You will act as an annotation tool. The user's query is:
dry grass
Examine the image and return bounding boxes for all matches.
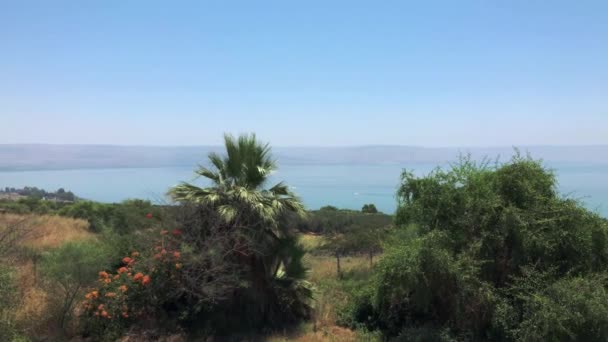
[0,213,94,337]
[299,233,327,250]
[271,234,380,341]
[0,213,93,250]
[267,324,358,342]
[15,281,51,335]
[305,254,372,284]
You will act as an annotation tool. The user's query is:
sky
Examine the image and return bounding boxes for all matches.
[1,1,607,147]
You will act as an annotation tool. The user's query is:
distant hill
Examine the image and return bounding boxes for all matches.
[1,144,607,171]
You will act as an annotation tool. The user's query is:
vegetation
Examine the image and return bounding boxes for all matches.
[361,204,378,214]
[1,137,608,341]
[169,133,312,333]
[341,154,608,341]
[1,187,76,202]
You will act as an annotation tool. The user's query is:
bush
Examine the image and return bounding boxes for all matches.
[81,223,210,339]
[40,240,116,332]
[372,231,496,338]
[498,274,608,341]
[362,204,379,214]
[58,200,163,234]
[352,154,608,340]
[0,200,31,214]
[337,279,377,330]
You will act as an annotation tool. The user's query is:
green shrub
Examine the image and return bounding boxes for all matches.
[504,274,608,341]
[373,231,496,338]
[81,227,193,339]
[337,279,377,330]
[40,240,115,332]
[0,201,30,214]
[355,154,608,340]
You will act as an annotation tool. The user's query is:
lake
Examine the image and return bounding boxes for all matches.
[1,162,607,217]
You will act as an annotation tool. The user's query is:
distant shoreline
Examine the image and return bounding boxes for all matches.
[2,144,608,172]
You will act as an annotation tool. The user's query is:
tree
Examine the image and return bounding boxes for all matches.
[170,133,311,331]
[361,203,378,214]
[353,226,386,267]
[346,154,608,340]
[321,233,350,278]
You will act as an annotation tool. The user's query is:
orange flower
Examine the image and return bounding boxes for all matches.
[113,275,120,280]
[160,249,167,255]
[153,253,162,260]
[121,312,129,318]
[175,263,182,269]
[103,278,112,284]
[160,229,168,235]
[98,304,104,311]
[173,251,181,259]
[119,285,128,293]
[122,257,133,265]
[118,267,128,274]
[91,291,99,298]
[105,292,116,298]
[85,293,93,300]
[142,275,151,286]
[98,271,109,279]
[133,272,144,281]
[101,310,109,318]
[131,251,140,257]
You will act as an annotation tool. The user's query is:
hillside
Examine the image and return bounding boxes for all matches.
[2,144,608,171]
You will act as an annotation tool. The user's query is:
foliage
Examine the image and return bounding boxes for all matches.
[361,204,379,214]
[57,199,161,234]
[170,134,312,333]
[81,230,184,339]
[1,186,76,202]
[40,240,116,331]
[0,194,162,235]
[295,207,391,235]
[494,271,608,341]
[343,153,608,340]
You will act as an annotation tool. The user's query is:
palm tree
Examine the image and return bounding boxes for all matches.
[170,133,311,329]
[171,133,304,225]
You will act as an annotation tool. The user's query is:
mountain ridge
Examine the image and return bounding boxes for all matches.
[1,144,607,171]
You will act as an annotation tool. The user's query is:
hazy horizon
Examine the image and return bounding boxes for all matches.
[3,142,608,148]
[2,144,608,173]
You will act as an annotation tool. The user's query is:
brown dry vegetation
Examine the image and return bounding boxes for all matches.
[0,213,93,250]
[267,325,358,342]
[0,213,94,337]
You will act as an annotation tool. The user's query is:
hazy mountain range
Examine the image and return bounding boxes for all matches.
[1,144,607,171]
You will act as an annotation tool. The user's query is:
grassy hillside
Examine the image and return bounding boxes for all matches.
[0,214,95,339]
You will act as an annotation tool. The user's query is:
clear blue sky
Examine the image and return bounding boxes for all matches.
[1,1,607,146]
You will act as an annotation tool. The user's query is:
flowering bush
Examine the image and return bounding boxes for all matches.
[82,227,184,337]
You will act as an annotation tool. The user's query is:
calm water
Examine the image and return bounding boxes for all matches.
[1,162,607,217]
